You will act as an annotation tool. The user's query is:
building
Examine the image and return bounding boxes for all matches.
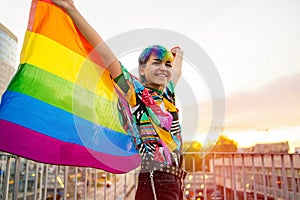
[211,142,300,199]
[238,141,290,154]
[252,141,290,153]
[0,23,18,98]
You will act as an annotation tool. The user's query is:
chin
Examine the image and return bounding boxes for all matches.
[156,82,167,87]
[156,79,168,86]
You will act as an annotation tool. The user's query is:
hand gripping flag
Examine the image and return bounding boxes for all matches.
[0,0,140,173]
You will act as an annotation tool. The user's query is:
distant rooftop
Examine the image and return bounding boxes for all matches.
[238,141,290,153]
[0,22,18,42]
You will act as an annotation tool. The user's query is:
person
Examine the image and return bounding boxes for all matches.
[52,1,186,199]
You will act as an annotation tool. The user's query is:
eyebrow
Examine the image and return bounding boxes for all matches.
[152,58,171,63]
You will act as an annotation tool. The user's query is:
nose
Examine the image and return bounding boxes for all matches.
[159,64,169,70]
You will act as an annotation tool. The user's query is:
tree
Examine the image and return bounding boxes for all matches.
[182,141,202,172]
[201,135,238,170]
[210,135,238,153]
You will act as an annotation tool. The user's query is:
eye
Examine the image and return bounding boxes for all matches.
[152,62,161,65]
[165,63,172,68]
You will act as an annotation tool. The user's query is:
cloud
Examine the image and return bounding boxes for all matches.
[181,72,300,138]
[224,72,300,129]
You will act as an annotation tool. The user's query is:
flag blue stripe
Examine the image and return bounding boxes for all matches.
[0,91,137,156]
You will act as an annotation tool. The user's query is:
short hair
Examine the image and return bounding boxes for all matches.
[138,45,173,65]
[138,45,173,83]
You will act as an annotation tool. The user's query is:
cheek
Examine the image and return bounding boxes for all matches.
[144,68,155,77]
[167,70,172,78]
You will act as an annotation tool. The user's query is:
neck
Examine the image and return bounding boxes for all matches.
[144,83,165,93]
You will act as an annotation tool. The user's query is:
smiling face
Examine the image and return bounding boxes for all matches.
[139,55,173,90]
[138,45,174,90]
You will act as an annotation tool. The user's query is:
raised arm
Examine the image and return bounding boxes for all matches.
[170,47,183,85]
[52,0,122,78]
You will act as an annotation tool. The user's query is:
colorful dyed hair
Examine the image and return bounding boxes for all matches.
[138,45,174,66]
[138,45,174,83]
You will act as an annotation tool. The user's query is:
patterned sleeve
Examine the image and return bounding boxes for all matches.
[113,64,142,107]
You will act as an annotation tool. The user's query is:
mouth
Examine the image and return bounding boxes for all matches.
[155,73,168,78]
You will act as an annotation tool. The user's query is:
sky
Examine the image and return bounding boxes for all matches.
[1,0,300,151]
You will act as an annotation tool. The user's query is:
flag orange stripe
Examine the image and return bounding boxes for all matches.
[30,0,106,68]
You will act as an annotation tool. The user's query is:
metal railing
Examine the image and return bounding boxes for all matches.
[1,152,300,200]
[0,153,138,200]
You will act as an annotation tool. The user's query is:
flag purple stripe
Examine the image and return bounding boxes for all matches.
[0,120,141,173]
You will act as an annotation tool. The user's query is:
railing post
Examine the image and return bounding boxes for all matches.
[280,154,288,199]
[94,168,97,200]
[103,171,107,200]
[83,168,87,200]
[63,166,68,200]
[192,153,196,200]
[33,163,39,200]
[123,173,127,200]
[231,154,237,200]
[74,167,78,200]
[289,154,297,200]
[261,154,267,200]
[23,160,29,200]
[212,153,217,200]
[38,164,43,200]
[241,154,247,200]
[222,154,226,200]
[53,166,58,200]
[271,154,278,199]
[43,164,49,200]
[0,155,4,189]
[12,156,20,200]
[251,154,257,200]
[202,153,207,200]
[3,156,12,200]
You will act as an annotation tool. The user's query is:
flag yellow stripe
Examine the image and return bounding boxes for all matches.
[21,31,116,101]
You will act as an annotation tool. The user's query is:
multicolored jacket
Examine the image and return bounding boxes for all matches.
[114,64,182,167]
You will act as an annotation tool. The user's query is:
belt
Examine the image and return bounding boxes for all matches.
[140,160,187,180]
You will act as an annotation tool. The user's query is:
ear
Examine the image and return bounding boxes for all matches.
[139,65,145,76]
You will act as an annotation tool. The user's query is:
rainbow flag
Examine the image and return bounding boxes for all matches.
[0,0,140,173]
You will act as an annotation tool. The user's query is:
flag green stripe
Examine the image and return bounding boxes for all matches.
[7,63,125,133]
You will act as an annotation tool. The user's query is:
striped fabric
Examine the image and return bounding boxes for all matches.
[0,0,140,173]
